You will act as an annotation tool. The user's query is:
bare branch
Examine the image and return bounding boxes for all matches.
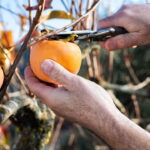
[0,0,46,100]
[28,0,33,26]
[102,82,149,97]
[108,90,128,115]
[49,117,64,150]
[15,68,30,94]
[129,77,150,90]
[124,51,140,84]
[29,0,101,46]
[131,95,141,118]
[61,0,70,11]
[0,5,19,16]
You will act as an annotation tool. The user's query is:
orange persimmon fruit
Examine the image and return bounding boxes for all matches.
[0,67,4,89]
[30,40,82,85]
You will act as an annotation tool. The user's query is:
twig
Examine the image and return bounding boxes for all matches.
[28,0,33,26]
[131,95,141,118]
[102,82,149,97]
[107,51,114,83]
[15,68,30,94]
[70,0,74,15]
[85,0,94,29]
[124,51,140,84]
[61,0,69,11]
[0,5,19,16]
[108,90,128,115]
[86,54,94,78]
[91,9,97,30]
[129,77,150,90]
[0,0,46,100]
[92,49,100,79]
[49,117,64,150]
[29,0,101,46]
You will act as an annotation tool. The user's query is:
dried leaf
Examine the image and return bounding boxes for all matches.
[44,0,53,9]
[0,43,11,74]
[40,10,74,23]
[23,5,38,11]
[0,31,14,48]
[19,15,27,32]
[0,47,6,67]
[23,0,53,11]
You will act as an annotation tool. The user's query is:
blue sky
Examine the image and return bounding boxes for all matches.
[0,0,149,42]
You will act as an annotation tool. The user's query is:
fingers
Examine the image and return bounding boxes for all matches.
[41,59,76,90]
[99,15,120,29]
[100,32,139,50]
[25,66,48,92]
[25,66,67,107]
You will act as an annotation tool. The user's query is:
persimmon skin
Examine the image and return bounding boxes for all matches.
[30,40,82,85]
[0,67,4,89]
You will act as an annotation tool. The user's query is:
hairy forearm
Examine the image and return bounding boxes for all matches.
[92,108,150,150]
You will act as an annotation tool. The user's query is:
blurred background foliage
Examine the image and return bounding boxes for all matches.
[0,0,150,150]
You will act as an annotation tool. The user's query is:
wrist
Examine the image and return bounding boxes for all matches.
[92,106,121,136]
[90,106,150,150]
[82,100,120,134]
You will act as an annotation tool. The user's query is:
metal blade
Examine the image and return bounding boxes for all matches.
[57,30,95,36]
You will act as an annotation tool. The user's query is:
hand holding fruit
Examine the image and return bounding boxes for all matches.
[28,39,115,129]
[25,59,116,130]
[26,36,150,150]
[25,59,150,150]
[99,4,150,50]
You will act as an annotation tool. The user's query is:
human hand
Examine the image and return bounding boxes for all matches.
[99,4,150,50]
[25,59,150,150]
[25,59,117,131]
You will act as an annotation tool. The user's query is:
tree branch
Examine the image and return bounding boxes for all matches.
[102,82,149,97]
[0,0,46,100]
[29,0,101,46]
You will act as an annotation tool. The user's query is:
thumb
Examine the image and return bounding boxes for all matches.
[41,59,75,89]
[103,33,139,50]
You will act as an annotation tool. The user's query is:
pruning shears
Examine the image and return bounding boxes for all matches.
[49,26,128,41]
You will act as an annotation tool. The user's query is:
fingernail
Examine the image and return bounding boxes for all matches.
[41,59,53,75]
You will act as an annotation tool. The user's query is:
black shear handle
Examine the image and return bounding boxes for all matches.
[91,26,128,41]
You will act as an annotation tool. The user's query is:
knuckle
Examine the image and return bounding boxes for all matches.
[76,77,88,88]
[69,75,86,90]
[120,5,135,18]
[121,4,130,10]
[50,61,57,73]
[120,5,131,16]
[53,68,64,81]
[68,74,80,88]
